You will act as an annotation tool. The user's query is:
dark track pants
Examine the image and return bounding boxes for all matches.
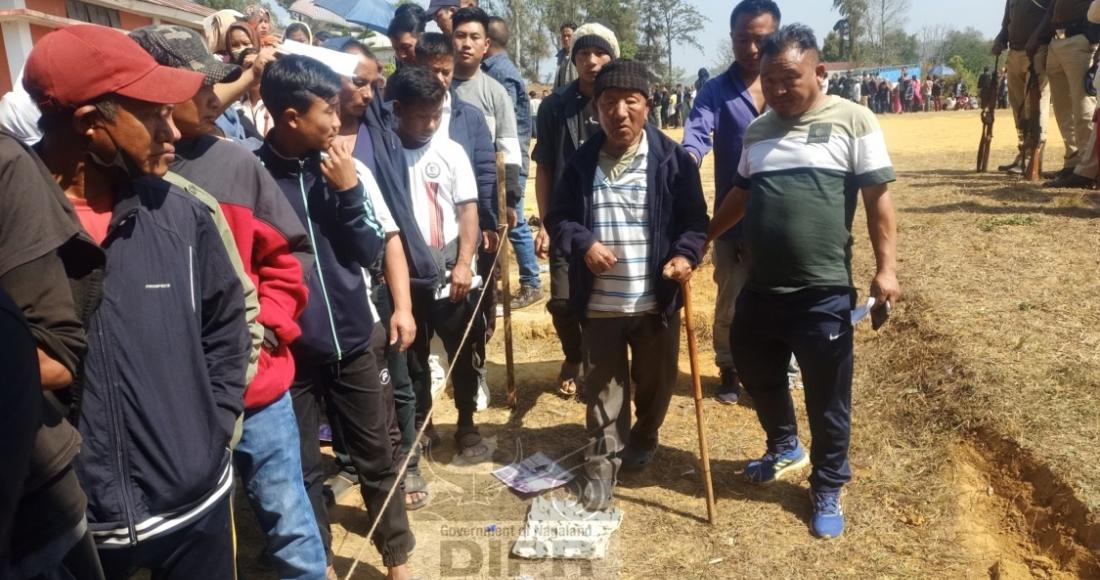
[548,244,584,366]
[407,288,482,425]
[292,324,413,568]
[730,288,855,492]
[96,496,233,580]
[332,286,419,475]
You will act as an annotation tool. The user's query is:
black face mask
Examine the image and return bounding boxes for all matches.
[233,47,258,67]
[87,125,141,179]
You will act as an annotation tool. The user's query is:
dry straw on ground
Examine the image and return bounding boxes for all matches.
[233,111,1100,579]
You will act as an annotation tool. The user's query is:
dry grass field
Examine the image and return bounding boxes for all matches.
[236,109,1100,579]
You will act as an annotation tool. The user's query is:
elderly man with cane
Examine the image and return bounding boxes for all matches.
[708,24,900,539]
[546,59,709,511]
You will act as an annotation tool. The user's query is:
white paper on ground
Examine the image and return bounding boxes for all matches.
[512,495,623,560]
[277,40,361,77]
[851,297,877,325]
[492,452,575,495]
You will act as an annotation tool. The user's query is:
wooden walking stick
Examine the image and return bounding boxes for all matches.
[496,153,517,409]
[681,279,717,524]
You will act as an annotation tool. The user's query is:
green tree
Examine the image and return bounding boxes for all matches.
[636,8,666,78]
[948,54,977,93]
[648,0,706,82]
[832,0,868,62]
[883,29,919,64]
[586,0,640,58]
[865,0,911,64]
[484,0,554,83]
[823,30,845,62]
[531,0,639,80]
[941,27,995,78]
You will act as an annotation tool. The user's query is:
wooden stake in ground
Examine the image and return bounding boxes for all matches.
[496,153,517,408]
[681,279,717,524]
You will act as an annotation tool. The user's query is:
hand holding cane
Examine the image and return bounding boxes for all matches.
[664,262,717,524]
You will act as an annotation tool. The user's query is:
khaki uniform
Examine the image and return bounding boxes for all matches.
[1046,0,1097,168]
[999,0,1053,147]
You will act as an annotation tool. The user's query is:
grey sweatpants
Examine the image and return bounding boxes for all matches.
[582,312,681,484]
[712,238,749,370]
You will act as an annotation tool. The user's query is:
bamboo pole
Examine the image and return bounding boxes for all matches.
[496,153,516,408]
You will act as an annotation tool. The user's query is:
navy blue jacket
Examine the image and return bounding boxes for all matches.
[257,138,387,365]
[546,126,710,320]
[362,97,440,290]
[448,91,499,231]
[482,53,532,163]
[74,176,249,546]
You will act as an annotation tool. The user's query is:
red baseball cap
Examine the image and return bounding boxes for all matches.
[23,24,204,111]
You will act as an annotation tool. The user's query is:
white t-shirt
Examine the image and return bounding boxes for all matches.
[439,92,452,138]
[403,135,477,253]
[354,158,398,322]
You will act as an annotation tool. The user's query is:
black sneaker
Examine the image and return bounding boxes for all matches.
[1043,173,1094,189]
[619,445,656,472]
[997,155,1023,173]
[1042,167,1075,180]
[511,284,544,310]
[716,367,742,405]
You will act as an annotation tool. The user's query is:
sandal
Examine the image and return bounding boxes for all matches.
[404,472,431,511]
[455,426,490,458]
[420,420,442,453]
[556,361,581,397]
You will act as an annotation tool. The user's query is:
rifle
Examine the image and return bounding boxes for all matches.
[1020,64,1044,181]
[976,54,1001,173]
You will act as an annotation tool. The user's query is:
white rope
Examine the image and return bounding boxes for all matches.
[342,226,509,579]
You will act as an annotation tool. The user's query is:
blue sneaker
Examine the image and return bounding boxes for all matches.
[742,440,810,484]
[810,489,845,539]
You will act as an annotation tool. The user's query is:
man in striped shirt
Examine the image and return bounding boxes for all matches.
[708,25,900,539]
[547,60,709,511]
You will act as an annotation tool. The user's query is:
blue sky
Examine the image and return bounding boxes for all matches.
[675,0,1002,71]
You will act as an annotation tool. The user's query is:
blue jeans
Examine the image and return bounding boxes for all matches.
[730,288,854,492]
[234,391,327,580]
[509,192,540,288]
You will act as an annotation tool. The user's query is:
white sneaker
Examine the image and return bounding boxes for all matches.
[429,354,446,399]
[476,374,490,411]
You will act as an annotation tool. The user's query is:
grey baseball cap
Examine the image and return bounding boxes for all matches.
[129,25,242,86]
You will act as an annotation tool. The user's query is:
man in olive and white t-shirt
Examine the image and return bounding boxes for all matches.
[389,65,490,459]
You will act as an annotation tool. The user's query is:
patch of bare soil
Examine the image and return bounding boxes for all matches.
[234,112,1100,579]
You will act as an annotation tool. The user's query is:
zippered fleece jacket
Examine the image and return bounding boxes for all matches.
[256,138,387,366]
[75,176,250,547]
[169,135,312,410]
[546,125,710,321]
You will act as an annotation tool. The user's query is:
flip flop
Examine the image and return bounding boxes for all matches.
[557,361,581,397]
[404,472,431,511]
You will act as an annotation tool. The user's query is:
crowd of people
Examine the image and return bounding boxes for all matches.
[822,67,1011,115]
[0,1,904,579]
